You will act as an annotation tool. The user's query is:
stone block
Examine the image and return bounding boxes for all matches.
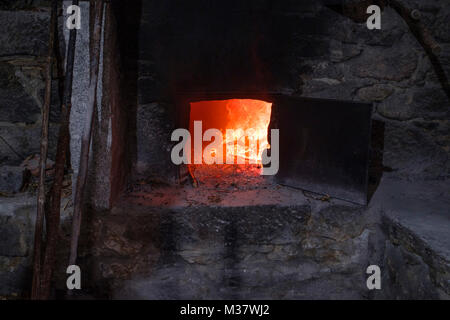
[383,121,449,179]
[0,256,31,297]
[0,10,50,57]
[0,63,41,124]
[0,216,27,256]
[377,86,449,121]
[0,166,23,193]
[0,124,59,166]
[352,46,417,82]
[357,84,394,102]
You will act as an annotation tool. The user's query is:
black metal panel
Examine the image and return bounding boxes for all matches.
[270,95,372,205]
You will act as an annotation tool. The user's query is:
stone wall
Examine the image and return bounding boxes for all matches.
[0,0,448,299]
[297,2,450,181]
[0,5,62,194]
[70,199,378,299]
[98,0,449,299]
[0,3,62,297]
[128,0,449,182]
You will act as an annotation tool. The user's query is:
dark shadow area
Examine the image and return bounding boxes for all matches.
[158,213,178,264]
[222,213,241,299]
[111,0,142,187]
[367,119,386,202]
[157,212,180,299]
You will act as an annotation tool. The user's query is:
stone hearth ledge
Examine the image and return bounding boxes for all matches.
[0,175,448,299]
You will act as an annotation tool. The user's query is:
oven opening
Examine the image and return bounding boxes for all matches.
[188,99,272,178]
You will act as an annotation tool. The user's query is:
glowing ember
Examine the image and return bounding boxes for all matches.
[189,99,272,165]
[224,99,271,164]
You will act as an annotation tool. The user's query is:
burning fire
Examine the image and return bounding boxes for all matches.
[223,99,272,164]
[190,99,272,164]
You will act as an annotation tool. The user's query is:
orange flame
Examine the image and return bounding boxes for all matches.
[190,99,272,165]
[223,99,271,164]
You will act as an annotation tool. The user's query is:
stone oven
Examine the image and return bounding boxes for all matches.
[0,0,448,300]
[74,0,377,208]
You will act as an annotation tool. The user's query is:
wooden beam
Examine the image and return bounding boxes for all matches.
[69,0,105,268]
[38,0,80,300]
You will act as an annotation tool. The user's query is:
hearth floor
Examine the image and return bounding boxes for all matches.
[122,164,314,208]
[104,175,449,299]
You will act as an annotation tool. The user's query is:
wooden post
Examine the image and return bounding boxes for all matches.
[69,0,104,267]
[39,0,80,299]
